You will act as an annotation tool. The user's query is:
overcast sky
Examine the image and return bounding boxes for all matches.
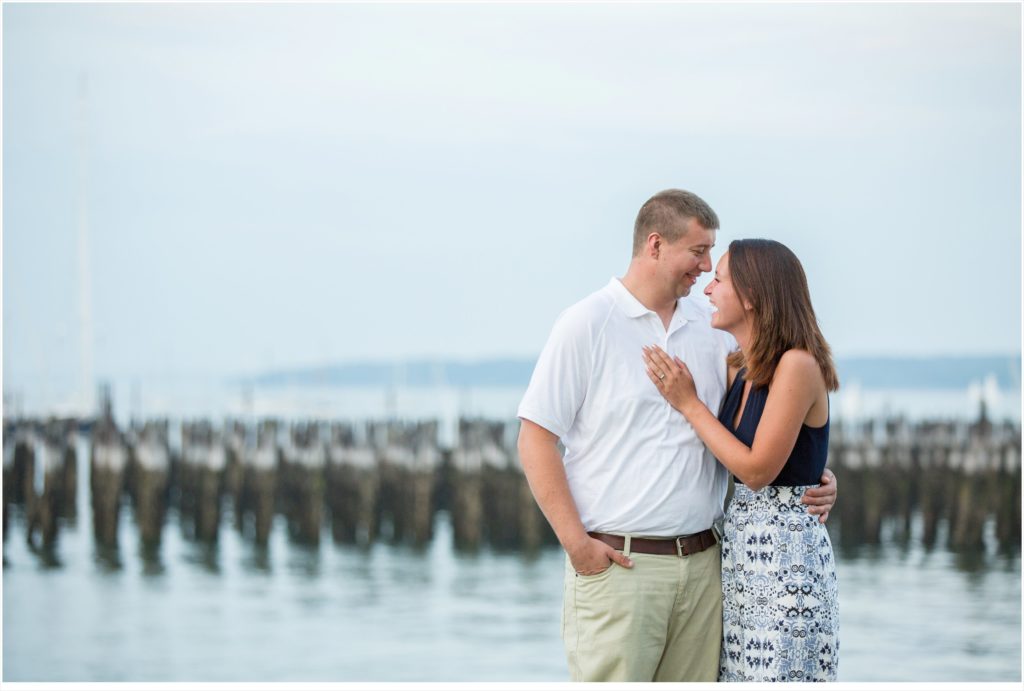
[3,2,1021,405]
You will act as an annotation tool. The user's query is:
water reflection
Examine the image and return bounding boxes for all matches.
[242,544,273,573]
[28,543,63,570]
[93,543,122,572]
[285,543,322,579]
[183,542,220,574]
[2,506,1020,682]
[138,542,165,576]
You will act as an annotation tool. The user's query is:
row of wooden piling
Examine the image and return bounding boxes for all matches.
[2,416,558,555]
[828,416,1021,553]
[3,414,1021,557]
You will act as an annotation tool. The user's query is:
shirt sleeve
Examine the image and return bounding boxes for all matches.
[516,307,592,440]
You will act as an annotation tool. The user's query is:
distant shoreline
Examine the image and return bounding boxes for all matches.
[244,355,1022,391]
[4,355,1020,423]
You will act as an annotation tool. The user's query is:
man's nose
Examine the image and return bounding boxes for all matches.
[699,253,712,273]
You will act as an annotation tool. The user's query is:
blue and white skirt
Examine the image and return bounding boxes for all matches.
[719,484,839,682]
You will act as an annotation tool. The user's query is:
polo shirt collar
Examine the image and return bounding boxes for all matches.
[607,277,703,326]
[607,277,650,318]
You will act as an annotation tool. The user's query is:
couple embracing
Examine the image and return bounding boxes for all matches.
[517,189,840,683]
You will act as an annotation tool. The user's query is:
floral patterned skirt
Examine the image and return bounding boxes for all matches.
[719,484,839,682]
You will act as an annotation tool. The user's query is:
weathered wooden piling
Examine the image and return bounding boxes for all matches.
[473,419,556,551]
[949,443,988,550]
[406,422,440,545]
[375,423,406,543]
[479,421,521,549]
[10,426,35,507]
[25,428,68,550]
[179,421,226,543]
[994,437,1021,552]
[48,420,79,522]
[326,422,379,544]
[176,421,200,532]
[450,421,484,550]
[917,429,951,548]
[224,420,247,530]
[244,421,280,546]
[91,422,127,549]
[63,439,78,521]
[880,420,914,542]
[3,424,13,542]
[229,422,254,535]
[280,422,325,545]
[131,423,170,547]
[198,437,226,543]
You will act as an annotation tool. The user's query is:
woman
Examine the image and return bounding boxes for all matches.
[642,239,839,682]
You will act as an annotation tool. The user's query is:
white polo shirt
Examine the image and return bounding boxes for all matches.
[518,278,734,537]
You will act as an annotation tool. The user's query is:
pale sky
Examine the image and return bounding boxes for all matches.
[3,2,1021,404]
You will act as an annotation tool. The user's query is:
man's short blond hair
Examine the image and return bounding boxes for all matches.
[632,189,719,256]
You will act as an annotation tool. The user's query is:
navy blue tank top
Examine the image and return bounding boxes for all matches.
[717,367,830,486]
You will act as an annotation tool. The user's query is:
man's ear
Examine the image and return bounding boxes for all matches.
[647,232,662,259]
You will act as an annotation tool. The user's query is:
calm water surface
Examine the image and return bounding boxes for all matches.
[3,438,1021,682]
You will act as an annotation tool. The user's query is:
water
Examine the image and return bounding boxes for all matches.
[835,521,1021,682]
[3,507,566,682]
[2,436,1020,682]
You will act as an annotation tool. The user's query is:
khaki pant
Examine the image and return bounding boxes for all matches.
[562,543,722,682]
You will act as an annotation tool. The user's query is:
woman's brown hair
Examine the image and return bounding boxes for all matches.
[725,239,839,392]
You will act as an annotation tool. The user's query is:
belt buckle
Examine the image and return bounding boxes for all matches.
[675,536,687,557]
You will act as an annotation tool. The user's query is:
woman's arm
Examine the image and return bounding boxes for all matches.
[643,346,822,491]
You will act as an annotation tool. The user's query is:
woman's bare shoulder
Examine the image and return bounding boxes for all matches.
[775,349,824,387]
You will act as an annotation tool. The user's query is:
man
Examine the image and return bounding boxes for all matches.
[516,189,837,682]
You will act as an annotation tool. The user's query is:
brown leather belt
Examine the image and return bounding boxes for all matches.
[589,529,718,557]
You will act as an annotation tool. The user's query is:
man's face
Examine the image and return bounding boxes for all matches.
[657,219,716,298]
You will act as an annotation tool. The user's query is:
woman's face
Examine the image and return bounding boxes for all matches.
[704,252,750,333]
